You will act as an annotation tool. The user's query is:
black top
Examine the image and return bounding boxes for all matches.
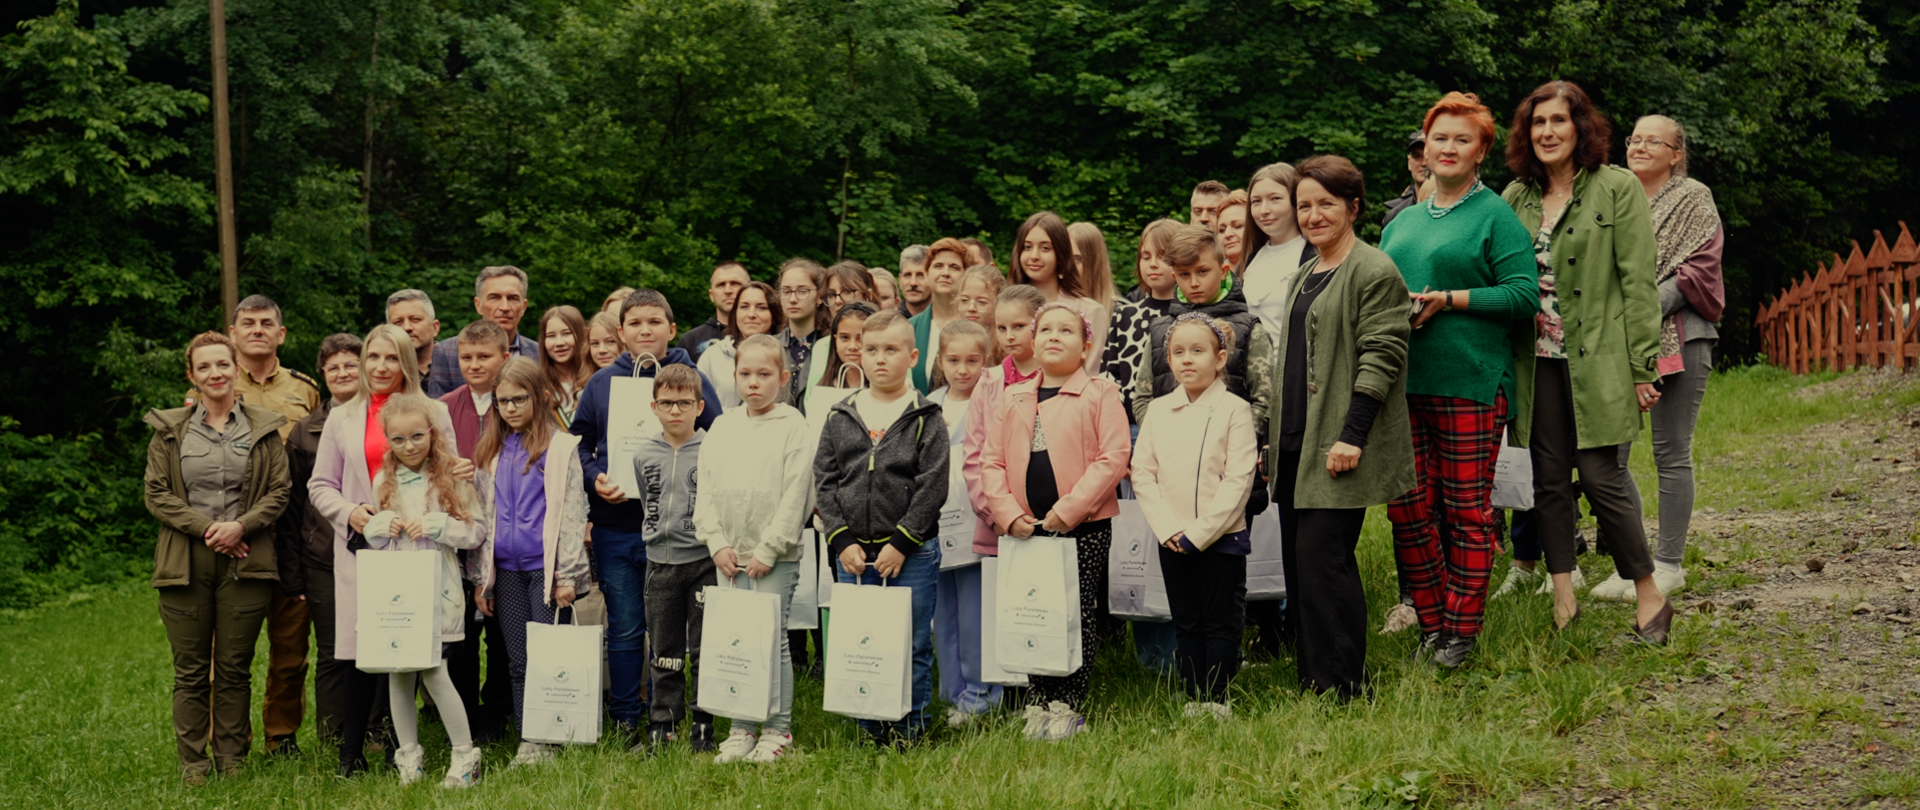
[677,318,725,363]
[1138,296,1176,317]
[1025,387,1061,521]
[1278,269,1383,452]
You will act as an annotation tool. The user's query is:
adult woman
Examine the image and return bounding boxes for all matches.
[1377,92,1539,667]
[308,324,460,775]
[144,332,292,784]
[1239,165,1316,333]
[1257,156,1413,698]
[538,305,594,423]
[285,333,363,741]
[1213,190,1249,273]
[1012,212,1108,372]
[1069,222,1118,311]
[699,280,788,408]
[1589,114,1725,600]
[909,238,970,392]
[1501,80,1671,642]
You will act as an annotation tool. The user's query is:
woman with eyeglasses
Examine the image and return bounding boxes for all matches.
[1587,115,1724,602]
[908,237,970,392]
[307,323,460,776]
[285,333,367,742]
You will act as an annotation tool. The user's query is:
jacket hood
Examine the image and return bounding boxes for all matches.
[1177,273,1244,307]
[644,429,704,453]
[826,390,940,426]
[145,403,287,443]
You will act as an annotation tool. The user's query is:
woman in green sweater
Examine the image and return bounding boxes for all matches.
[1378,92,1539,668]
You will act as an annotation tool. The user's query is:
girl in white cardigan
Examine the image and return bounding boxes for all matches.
[365,393,486,788]
[1129,313,1256,718]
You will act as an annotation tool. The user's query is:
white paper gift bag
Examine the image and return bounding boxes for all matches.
[1108,501,1171,622]
[605,359,662,496]
[821,581,913,721]
[995,534,1082,677]
[354,549,441,673]
[696,584,784,723]
[521,609,604,744]
[938,446,982,570]
[787,528,821,631]
[978,557,1028,686]
[1490,427,1535,511]
[808,528,836,609]
[1246,506,1287,601]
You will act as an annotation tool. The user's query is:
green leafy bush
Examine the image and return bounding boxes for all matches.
[0,418,152,610]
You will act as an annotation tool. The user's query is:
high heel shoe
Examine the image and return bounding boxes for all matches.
[1633,601,1674,646]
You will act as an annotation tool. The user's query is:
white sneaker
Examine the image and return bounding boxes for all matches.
[1041,701,1085,740]
[1490,565,1543,599]
[712,729,757,764]
[1380,603,1419,634]
[1653,562,1687,596]
[1020,704,1050,740]
[1534,568,1585,594]
[1589,571,1634,601]
[945,707,977,728]
[440,745,481,789]
[1201,702,1231,721]
[509,741,555,768]
[743,731,792,763]
[393,744,426,785]
[1181,701,1201,718]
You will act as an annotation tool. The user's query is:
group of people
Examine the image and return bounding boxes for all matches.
[142,79,1727,785]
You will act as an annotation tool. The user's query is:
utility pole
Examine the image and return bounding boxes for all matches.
[211,0,239,325]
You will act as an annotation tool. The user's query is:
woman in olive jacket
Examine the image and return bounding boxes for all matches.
[1250,155,1414,699]
[1501,80,1671,643]
[144,332,291,783]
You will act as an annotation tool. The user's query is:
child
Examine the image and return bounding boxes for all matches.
[1131,225,1269,428]
[806,301,876,402]
[570,288,724,744]
[953,265,1006,343]
[814,310,948,746]
[634,364,712,754]
[364,393,486,787]
[927,320,997,725]
[981,303,1130,740]
[695,335,817,762]
[1103,219,1181,410]
[961,285,1048,560]
[470,358,590,767]
[587,310,623,371]
[1128,314,1257,718]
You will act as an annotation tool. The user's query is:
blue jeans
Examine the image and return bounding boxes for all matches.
[719,562,800,734]
[592,527,649,727]
[837,543,940,738]
[934,565,1001,714]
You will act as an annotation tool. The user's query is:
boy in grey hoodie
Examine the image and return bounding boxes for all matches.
[636,365,712,754]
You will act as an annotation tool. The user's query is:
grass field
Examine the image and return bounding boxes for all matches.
[2,365,1916,809]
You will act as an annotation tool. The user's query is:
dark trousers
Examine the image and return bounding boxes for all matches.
[492,568,565,730]
[336,662,391,766]
[1529,358,1655,581]
[447,580,510,734]
[1161,548,1246,703]
[645,557,717,726]
[1025,526,1111,711]
[1275,448,1369,699]
[157,541,271,776]
[261,582,311,742]
[306,566,354,740]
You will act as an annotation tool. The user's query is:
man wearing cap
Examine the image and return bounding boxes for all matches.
[1381,130,1434,229]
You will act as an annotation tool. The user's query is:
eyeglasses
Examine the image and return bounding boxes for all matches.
[1625,136,1673,150]
[387,429,432,448]
[322,361,360,376]
[654,399,698,413]
[824,291,846,305]
[779,287,817,300]
[496,394,532,410]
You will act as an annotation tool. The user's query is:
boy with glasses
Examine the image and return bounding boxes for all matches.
[632,365,712,754]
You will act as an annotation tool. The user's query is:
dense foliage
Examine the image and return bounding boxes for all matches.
[2,0,1914,604]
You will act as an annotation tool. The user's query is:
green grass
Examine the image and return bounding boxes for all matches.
[1,366,1914,808]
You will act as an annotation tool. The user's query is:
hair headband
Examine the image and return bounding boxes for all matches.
[1170,311,1230,350]
[1033,302,1093,343]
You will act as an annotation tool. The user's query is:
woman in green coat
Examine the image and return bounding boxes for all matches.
[1501,80,1672,643]
[1255,155,1414,698]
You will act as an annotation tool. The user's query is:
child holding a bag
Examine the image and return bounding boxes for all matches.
[470,358,590,768]
[1129,314,1257,719]
[363,393,486,787]
[982,303,1131,741]
[696,336,817,762]
[960,285,1048,572]
[815,311,949,747]
[633,364,713,755]
[927,320,998,725]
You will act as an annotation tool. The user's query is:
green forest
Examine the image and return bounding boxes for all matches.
[1,0,1914,606]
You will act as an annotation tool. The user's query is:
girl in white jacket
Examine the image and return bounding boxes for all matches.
[1129,314,1256,718]
[364,393,487,787]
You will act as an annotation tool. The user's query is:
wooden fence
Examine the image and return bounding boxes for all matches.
[1756,221,1920,373]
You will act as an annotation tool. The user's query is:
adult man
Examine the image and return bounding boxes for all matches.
[677,261,749,362]
[436,318,513,739]
[188,294,321,757]
[1381,130,1433,229]
[385,289,441,381]
[1189,180,1230,230]
[428,265,539,397]
[897,244,931,316]
[960,238,996,273]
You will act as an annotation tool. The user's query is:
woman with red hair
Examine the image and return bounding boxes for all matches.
[1378,92,1540,668]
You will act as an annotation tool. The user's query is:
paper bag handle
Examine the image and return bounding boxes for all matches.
[835,364,865,389]
[631,352,662,375]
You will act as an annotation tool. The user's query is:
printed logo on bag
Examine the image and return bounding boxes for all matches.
[1129,542,1140,555]
[728,685,739,695]
[857,634,872,650]
[1025,638,1036,649]
[1025,587,1038,602]
[554,713,567,725]
[730,635,743,648]
[389,640,400,649]
[390,594,405,605]
[1128,587,1139,599]
[857,684,870,696]
[555,669,569,682]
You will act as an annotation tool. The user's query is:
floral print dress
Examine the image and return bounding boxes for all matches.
[1534,208,1569,359]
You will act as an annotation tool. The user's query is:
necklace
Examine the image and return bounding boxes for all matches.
[1427,179,1485,219]
[1302,264,1338,295]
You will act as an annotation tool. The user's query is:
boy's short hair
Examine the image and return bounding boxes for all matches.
[619,288,675,325]
[457,318,510,351]
[1164,224,1226,269]
[653,364,701,398]
[860,308,911,339]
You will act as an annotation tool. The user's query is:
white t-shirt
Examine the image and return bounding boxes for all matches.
[1243,236,1310,337]
[470,388,494,416]
[855,388,915,441]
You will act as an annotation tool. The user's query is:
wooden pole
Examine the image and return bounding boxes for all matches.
[211,0,239,326]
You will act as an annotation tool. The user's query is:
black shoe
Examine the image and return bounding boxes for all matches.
[267,735,300,758]
[689,721,716,753]
[1433,634,1476,669]
[639,722,675,756]
[335,755,368,779]
[1412,631,1442,663]
[610,721,642,751]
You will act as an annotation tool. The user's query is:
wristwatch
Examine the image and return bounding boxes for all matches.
[1441,291,1456,311]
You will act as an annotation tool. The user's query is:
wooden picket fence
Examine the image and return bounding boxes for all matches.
[1756,222,1920,373]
